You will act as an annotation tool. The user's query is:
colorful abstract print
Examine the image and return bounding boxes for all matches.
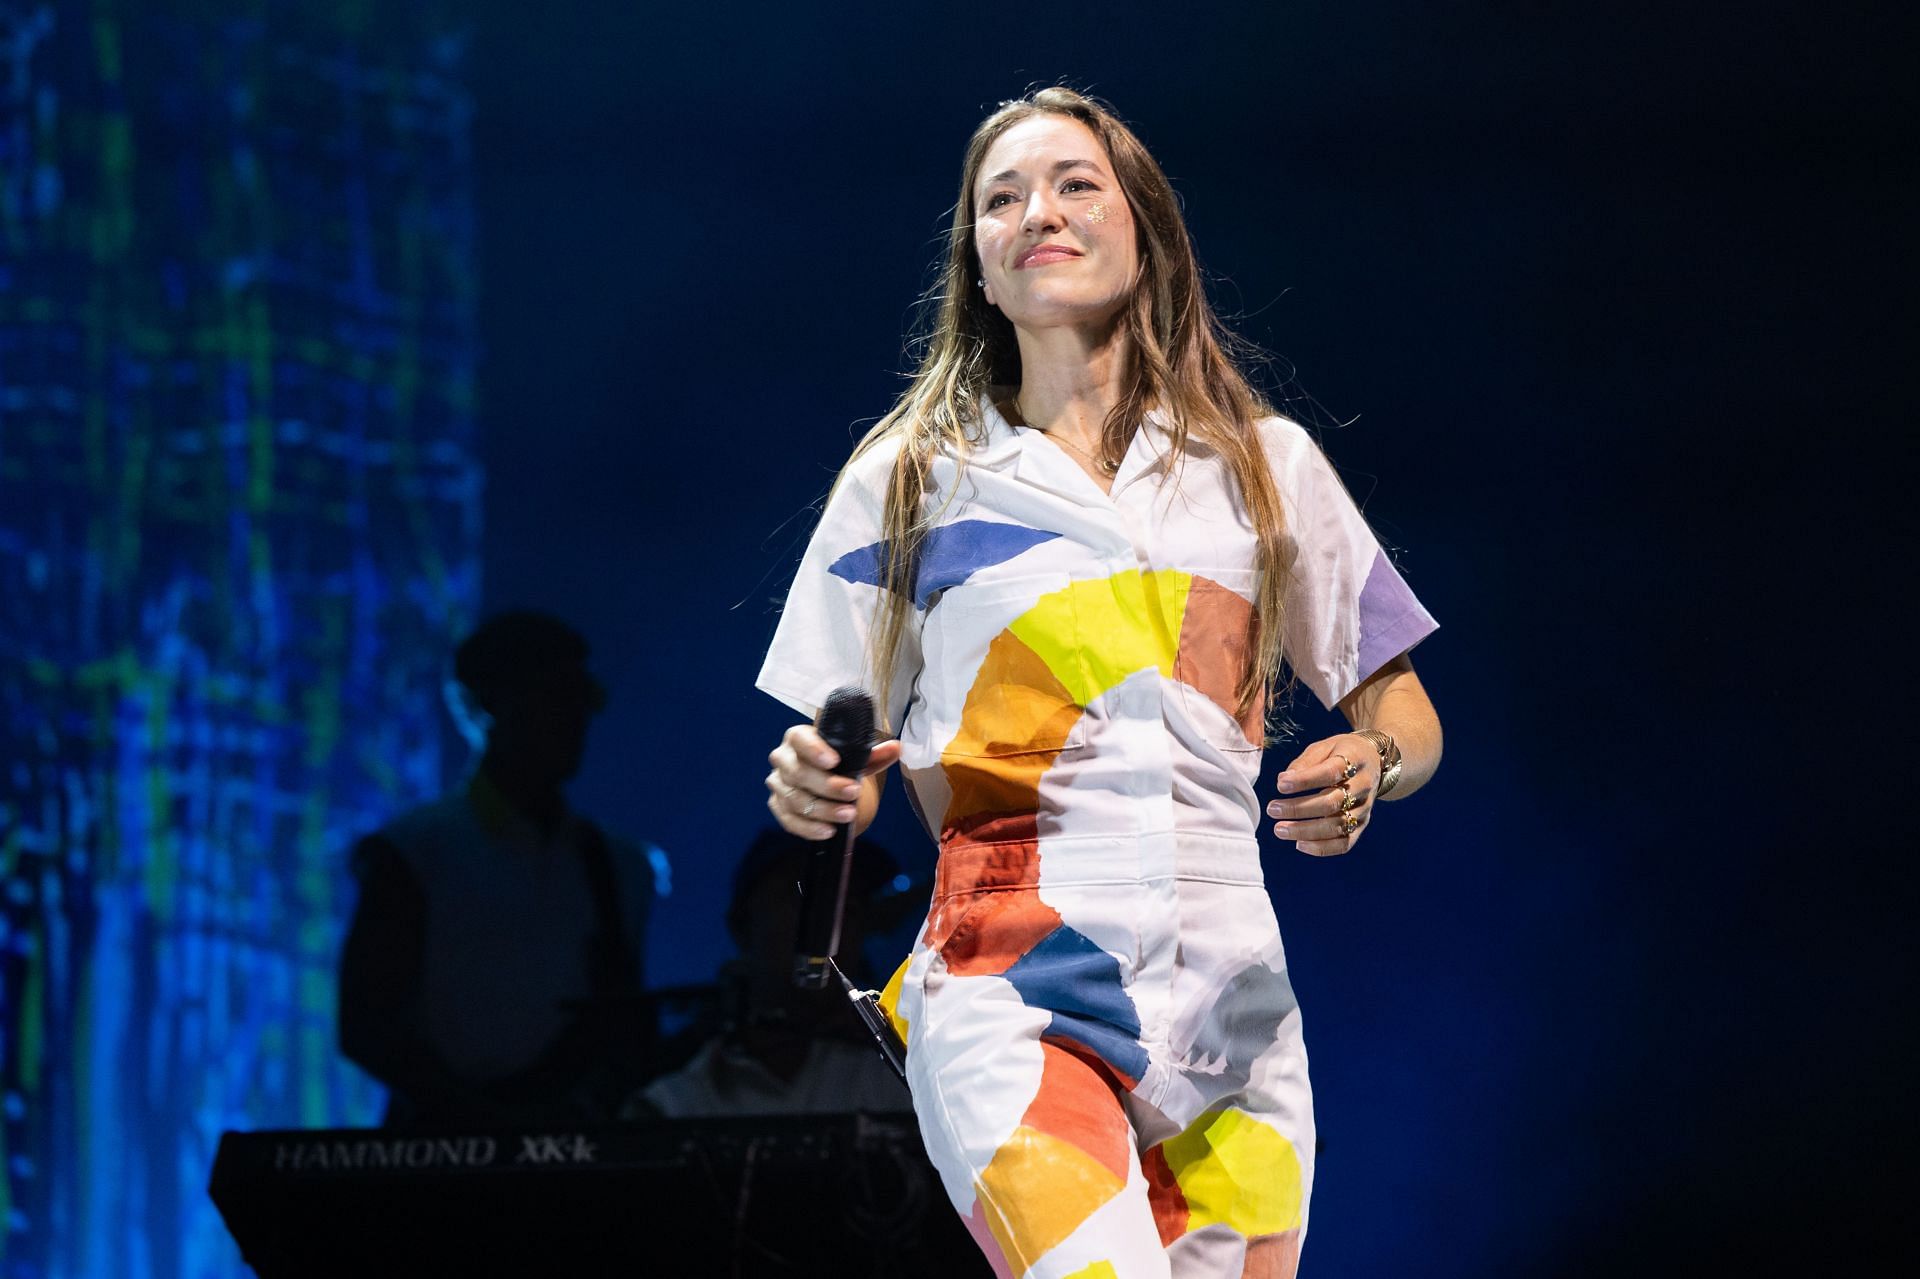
[846,528,1312,1278]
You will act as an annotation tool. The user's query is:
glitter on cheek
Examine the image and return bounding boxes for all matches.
[1086,202,1110,224]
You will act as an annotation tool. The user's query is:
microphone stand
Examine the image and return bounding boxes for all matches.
[790,687,907,1087]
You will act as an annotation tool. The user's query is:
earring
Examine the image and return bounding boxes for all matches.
[976,278,985,286]
[1087,202,1110,224]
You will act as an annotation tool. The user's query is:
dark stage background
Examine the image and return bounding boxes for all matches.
[1,1,1908,1276]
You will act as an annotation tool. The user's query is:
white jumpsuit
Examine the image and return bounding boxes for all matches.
[758,402,1437,1279]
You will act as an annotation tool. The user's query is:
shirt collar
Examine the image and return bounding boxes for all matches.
[964,393,1186,481]
[952,393,1024,470]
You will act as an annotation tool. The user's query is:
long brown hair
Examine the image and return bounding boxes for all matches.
[848,87,1295,734]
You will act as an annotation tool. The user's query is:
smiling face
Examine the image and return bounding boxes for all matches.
[972,114,1139,336]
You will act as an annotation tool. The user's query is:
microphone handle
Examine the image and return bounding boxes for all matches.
[792,719,873,989]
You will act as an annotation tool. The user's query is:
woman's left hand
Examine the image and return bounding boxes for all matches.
[1268,735,1380,857]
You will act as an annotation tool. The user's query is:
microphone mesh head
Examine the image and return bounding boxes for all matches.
[818,687,874,773]
[819,686,873,745]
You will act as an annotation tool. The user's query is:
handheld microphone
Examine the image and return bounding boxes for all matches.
[792,687,874,989]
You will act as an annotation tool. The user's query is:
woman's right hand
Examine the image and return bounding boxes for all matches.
[765,723,902,840]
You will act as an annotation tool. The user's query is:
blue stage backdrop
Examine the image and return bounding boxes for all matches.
[0,4,478,1275]
[0,2,1901,1276]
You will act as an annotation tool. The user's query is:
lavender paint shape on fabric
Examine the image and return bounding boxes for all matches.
[1355,548,1439,682]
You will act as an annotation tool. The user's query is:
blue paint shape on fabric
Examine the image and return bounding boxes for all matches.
[1003,924,1152,1083]
[826,519,1061,607]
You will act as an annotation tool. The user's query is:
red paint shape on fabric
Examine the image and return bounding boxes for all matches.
[1041,1030,1140,1093]
[1140,1142,1191,1248]
[924,805,1062,976]
[923,811,1060,968]
[1174,576,1264,743]
[1018,1040,1132,1183]
[940,887,1062,977]
[935,817,1046,891]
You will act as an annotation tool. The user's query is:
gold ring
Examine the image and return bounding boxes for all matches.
[1333,752,1360,782]
[1339,785,1359,813]
[1340,810,1361,835]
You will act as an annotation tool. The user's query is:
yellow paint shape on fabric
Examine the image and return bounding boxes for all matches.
[978,1125,1125,1266]
[878,955,912,1047]
[1162,1108,1304,1236]
[1063,1264,1119,1279]
[1007,570,1192,708]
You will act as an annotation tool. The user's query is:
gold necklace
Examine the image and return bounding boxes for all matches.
[1013,396,1119,475]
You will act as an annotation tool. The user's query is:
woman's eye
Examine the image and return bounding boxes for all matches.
[1063,179,1095,194]
[985,192,1014,210]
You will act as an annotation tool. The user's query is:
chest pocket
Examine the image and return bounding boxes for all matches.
[923,573,1088,758]
[1172,568,1265,755]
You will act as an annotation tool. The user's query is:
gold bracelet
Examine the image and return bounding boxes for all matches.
[1352,728,1403,797]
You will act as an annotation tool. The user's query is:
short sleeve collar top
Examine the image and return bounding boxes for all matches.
[758,398,1437,868]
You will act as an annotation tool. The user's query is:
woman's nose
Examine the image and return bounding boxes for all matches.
[1021,191,1064,235]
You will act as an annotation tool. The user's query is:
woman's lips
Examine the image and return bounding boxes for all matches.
[1015,245,1082,269]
